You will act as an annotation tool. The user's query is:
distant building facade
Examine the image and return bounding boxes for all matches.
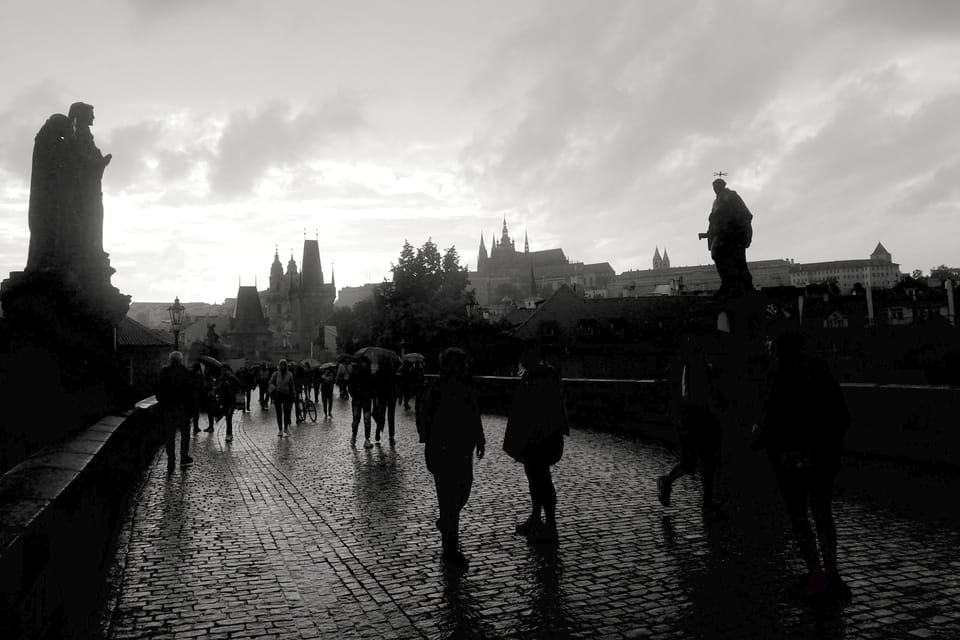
[789,243,901,293]
[467,218,615,306]
[335,283,380,309]
[610,251,794,297]
[225,285,271,359]
[260,239,337,351]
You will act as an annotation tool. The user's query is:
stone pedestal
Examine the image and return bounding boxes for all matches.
[0,268,130,473]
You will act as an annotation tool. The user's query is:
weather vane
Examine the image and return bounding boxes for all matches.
[713,170,728,179]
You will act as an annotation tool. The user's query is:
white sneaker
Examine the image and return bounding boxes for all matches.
[363,438,373,449]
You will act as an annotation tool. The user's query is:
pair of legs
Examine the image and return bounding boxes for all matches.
[523,461,557,527]
[258,385,269,408]
[312,383,320,403]
[433,463,473,568]
[659,407,720,512]
[373,395,396,442]
[222,407,234,440]
[320,384,334,417]
[351,400,372,444]
[163,407,190,469]
[274,397,292,433]
[776,465,844,595]
[243,388,251,411]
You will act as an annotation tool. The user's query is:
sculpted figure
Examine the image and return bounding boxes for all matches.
[24,103,112,276]
[26,114,74,272]
[701,178,754,299]
[68,102,112,267]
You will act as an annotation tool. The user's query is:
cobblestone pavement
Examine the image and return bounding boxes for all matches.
[102,398,960,639]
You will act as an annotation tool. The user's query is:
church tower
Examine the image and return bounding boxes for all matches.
[477,232,488,273]
[653,247,663,270]
[524,231,529,254]
[269,246,283,292]
[662,248,670,269]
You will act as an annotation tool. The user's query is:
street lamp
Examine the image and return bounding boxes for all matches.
[167,296,185,350]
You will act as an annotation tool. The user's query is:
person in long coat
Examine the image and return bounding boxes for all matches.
[417,348,486,570]
[759,330,851,601]
[503,342,568,544]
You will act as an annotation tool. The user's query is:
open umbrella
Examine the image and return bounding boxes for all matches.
[354,346,401,369]
[301,358,322,368]
[402,352,425,363]
[318,361,338,371]
[199,355,223,368]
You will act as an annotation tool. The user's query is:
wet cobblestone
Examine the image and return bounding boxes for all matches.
[102,398,960,639]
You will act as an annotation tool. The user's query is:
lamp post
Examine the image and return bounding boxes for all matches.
[167,296,185,350]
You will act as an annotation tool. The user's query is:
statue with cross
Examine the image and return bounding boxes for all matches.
[700,172,754,299]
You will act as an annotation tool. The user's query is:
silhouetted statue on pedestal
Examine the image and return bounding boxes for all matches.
[24,102,114,283]
[700,178,754,300]
[1,103,130,471]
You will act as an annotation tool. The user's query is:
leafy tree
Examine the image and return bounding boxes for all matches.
[930,265,960,281]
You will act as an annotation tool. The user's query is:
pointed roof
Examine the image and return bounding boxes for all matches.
[653,247,661,261]
[871,242,890,256]
[301,238,324,288]
[232,285,268,332]
[524,230,529,253]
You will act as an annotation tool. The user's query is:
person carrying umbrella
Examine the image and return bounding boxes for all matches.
[373,358,398,446]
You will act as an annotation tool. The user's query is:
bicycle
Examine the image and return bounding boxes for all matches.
[295,387,318,423]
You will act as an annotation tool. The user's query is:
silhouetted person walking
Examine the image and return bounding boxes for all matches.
[189,362,205,433]
[759,331,851,601]
[657,331,725,519]
[373,359,398,446]
[348,357,375,448]
[417,347,486,570]
[156,351,195,472]
[257,363,271,410]
[503,343,568,544]
[320,366,335,418]
[217,364,242,443]
[269,359,295,436]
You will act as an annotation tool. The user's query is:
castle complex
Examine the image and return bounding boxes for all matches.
[467,218,615,306]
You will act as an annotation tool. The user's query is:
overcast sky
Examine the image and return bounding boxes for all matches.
[1,0,958,303]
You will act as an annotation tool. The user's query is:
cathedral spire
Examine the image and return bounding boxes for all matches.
[653,247,662,270]
[524,230,529,253]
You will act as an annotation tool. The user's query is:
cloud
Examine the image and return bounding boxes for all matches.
[457,0,960,272]
[208,96,367,199]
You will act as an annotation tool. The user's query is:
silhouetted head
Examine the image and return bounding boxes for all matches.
[712,178,726,195]
[68,102,94,127]
[278,359,288,373]
[222,364,232,374]
[168,351,184,366]
[357,356,371,371]
[192,362,202,374]
[439,347,470,382]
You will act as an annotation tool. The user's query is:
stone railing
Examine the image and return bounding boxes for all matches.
[0,397,162,639]
[466,376,960,467]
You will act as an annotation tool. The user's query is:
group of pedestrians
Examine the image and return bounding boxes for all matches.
[655,325,852,603]
[417,342,568,570]
[156,329,850,597]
